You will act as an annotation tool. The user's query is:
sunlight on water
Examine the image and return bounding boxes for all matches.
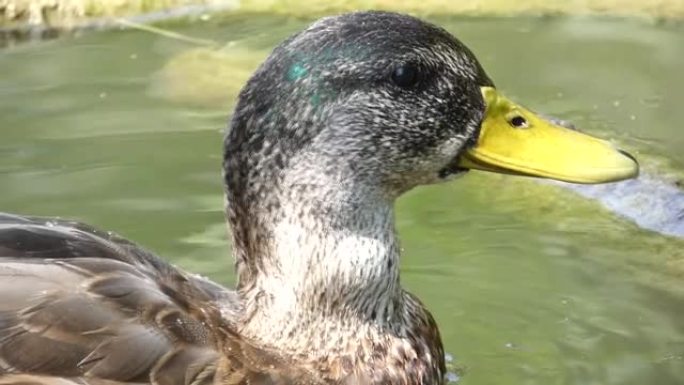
[0,14,683,385]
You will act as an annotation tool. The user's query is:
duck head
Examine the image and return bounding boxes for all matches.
[226,12,637,200]
[226,12,492,200]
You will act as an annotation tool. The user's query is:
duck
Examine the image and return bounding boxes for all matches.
[0,11,638,385]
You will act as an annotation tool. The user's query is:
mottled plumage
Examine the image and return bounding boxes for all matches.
[0,11,497,385]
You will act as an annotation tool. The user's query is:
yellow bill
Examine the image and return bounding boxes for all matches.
[460,87,639,184]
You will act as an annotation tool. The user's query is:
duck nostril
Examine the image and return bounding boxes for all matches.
[509,116,528,128]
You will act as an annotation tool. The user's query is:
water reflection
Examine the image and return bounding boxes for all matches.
[0,14,683,385]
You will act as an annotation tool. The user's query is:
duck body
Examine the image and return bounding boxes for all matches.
[0,12,460,385]
[0,10,638,385]
[0,214,442,385]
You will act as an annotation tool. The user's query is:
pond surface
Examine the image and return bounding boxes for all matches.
[1,13,683,385]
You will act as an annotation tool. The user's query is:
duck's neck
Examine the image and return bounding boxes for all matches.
[229,161,404,351]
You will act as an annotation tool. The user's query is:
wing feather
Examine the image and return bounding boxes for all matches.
[0,213,229,384]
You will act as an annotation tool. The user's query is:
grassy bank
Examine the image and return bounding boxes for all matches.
[0,0,234,29]
[239,0,684,20]
[1,0,683,30]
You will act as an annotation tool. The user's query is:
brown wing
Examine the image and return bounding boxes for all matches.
[0,212,238,385]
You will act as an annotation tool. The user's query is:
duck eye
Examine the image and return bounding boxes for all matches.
[509,115,528,128]
[391,64,419,88]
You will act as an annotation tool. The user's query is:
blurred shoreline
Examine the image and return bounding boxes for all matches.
[1,0,683,34]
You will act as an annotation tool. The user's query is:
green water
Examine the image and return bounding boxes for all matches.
[1,14,683,385]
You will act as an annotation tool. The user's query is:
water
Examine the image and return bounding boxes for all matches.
[1,14,683,385]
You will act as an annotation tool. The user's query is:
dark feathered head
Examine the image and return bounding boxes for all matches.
[226,11,493,199]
